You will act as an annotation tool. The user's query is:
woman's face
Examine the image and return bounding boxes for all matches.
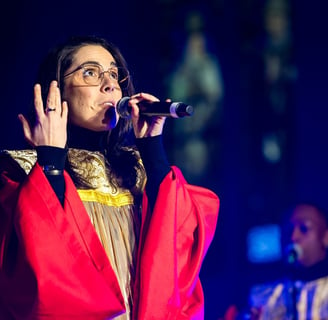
[62,45,123,131]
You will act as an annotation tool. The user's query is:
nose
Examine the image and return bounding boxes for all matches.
[104,83,115,92]
[101,74,116,92]
[101,71,122,93]
[291,226,302,243]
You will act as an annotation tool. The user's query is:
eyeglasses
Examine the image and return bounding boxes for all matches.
[63,62,130,88]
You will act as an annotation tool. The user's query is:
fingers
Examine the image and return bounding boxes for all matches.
[61,101,69,123]
[28,80,68,148]
[129,92,166,138]
[34,84,44,117]
[129,92,160,117]
[45,81,60,114]
[130,92,159,102]
[18,114,34,147]
[34,80,65,116]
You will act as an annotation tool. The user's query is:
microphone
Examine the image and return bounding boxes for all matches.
[116,96,194,119]
[285,243,303,264]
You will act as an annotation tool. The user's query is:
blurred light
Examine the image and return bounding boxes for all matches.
[262,133,281,163]
[247,224,281,263]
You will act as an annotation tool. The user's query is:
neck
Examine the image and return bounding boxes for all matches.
[291,257,328,281]
[67,124,109,152]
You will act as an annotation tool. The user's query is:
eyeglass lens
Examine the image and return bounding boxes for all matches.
[81,64,128,87]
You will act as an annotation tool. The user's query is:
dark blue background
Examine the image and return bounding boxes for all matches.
[1,0,328,318]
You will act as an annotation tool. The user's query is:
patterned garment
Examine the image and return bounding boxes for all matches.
[249,275,328,320]
[0,148,220,319]
[2,148,146,320]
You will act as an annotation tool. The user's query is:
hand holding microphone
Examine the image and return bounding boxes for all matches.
[117,96,194,119]
[117,93,193,138]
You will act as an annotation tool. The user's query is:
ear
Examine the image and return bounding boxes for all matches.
[323,230,328,248]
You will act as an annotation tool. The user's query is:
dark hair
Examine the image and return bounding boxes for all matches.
[34,35,134,146]
[34,35,144,191]
[281,201,328,226]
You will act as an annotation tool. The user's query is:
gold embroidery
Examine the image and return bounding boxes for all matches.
[3,148,145,319]
[3,149,37,174]
[77,189,134,206]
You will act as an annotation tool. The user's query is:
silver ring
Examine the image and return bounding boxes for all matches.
[46,107,56,112]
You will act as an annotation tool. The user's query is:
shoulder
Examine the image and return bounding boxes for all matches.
[0,149,37,182]
[249,281,285,308]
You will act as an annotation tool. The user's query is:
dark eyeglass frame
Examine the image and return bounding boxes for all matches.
[63,62,130,87]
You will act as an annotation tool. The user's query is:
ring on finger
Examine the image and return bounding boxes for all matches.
[46,107,56,112]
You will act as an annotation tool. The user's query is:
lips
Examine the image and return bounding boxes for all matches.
[103,101,115,108]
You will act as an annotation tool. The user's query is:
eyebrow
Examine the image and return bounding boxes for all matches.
[80,60,118,68]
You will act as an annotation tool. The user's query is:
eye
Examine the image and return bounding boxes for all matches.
[82,65,100,79]
[109,69,119,81]
[299,224,309,234]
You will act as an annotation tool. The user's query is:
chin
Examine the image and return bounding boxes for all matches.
[94,126,110,132]
[83,121,110,132]
[101,119,117,131]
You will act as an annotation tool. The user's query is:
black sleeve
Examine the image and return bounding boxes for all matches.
[135,135,171,210]
[36,146,67,206]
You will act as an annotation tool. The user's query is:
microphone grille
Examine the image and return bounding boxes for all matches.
[285,243,303,264]
[116,96,131,119]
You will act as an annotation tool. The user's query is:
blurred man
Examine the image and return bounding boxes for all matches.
[248,203,328,319]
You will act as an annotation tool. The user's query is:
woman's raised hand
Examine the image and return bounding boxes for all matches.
[18,81,68,148]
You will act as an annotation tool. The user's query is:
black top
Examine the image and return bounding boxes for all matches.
[36,126,170,208]
[291,256,328,282]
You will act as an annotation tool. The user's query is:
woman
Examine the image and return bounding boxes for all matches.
[0,35,219,319]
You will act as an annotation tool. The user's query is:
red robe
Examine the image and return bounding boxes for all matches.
[0,162,219,319]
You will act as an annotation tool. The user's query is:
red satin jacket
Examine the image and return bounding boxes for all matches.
[0,162,219,319]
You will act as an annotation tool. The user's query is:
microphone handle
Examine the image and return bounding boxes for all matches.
[138,101,193,118]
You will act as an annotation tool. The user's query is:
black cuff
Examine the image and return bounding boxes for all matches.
[136,135,171,210]
[36,146,67,207]
[36,146,67,170]
[135,135,170,181]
